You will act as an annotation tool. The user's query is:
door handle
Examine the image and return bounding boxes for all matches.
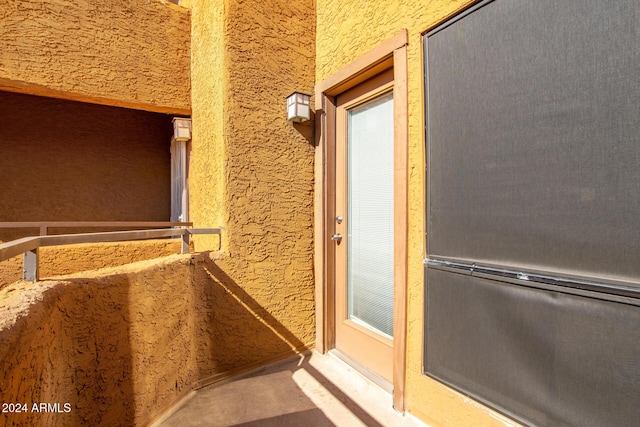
[331,233,343,242]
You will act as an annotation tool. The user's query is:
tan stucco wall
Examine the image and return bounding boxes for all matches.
[0,240,184,290]
[0,0,316,424]
[0,91,172,243]
[188,0,316,380]
[0,0,190,114]
[188,0,226,251]
[0,256,195,427]
[0,252,313,426]
[316,1,520,426]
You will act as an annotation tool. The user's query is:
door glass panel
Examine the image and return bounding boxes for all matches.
[347,91,394,338]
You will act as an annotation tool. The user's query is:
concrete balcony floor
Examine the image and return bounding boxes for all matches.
[154,350,424,427]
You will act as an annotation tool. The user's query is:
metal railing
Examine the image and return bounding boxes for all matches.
[0,222,220,282]
[0,221,194,236]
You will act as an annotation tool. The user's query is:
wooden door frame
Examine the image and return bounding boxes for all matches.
[314,30,408,411]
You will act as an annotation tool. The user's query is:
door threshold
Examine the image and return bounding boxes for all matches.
[329,349,393,394]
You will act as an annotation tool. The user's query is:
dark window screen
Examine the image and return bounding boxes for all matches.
[426,268,640,427]
[424,1,640,426]
[426,0,640,285]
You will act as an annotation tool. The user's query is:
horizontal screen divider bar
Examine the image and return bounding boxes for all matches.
[425,257,640,304]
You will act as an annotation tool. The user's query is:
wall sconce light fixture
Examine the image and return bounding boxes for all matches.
[287,92,311,122]
[172,117,192,141]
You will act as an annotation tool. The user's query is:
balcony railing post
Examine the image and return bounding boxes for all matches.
[24,248,39,282]
[181,230,190,254]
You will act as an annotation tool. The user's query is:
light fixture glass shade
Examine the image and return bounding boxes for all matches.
[286,92,311,122]
[172,117,192,141]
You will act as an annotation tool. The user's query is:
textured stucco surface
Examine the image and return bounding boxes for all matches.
[188,0,226,251]
[0,0,190,114]
[0,0,315,426]
[316,1,519,426]
[189,0,316,380]
[0,252,314,427]
[0,91,172,243]
[0,257,195,427]
[0,240,184,290]
[0,1,317,425]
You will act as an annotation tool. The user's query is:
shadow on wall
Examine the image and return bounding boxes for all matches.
[192,255,311,384]
[293,118,315,147]
[0,91,173,244]
[0,275,136,427]
[0,252,313,426]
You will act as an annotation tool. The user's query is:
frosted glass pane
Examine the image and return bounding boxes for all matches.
[347,91,394,338]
